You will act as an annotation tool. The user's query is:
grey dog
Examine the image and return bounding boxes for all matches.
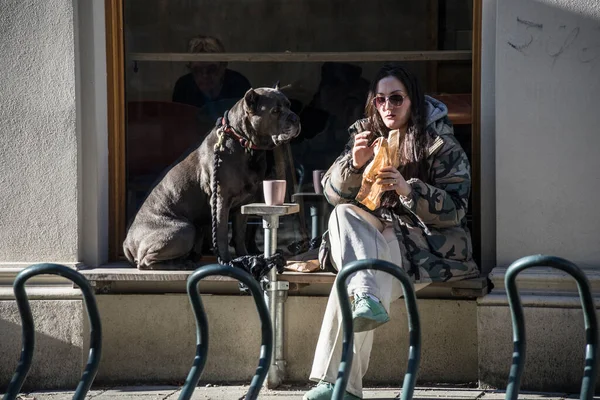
[123,88,301,270]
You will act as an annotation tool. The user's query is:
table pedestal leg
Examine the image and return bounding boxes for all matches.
[263,215,288,388]
[310,205,319,240]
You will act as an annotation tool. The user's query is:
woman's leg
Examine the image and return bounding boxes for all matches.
[327,204,390,299]
[309,203,406,397]
[308,278,429,398]
[309,281,375,398]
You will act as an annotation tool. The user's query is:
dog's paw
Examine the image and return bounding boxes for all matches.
[138,260,198,271]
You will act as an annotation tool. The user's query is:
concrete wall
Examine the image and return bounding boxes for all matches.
[0,299,83,390]
[77,0,109,267]
[495,0,600,268]
[0,0,79,264]
[85,295,477,386]
[1,293,477,389]
[478,0,600,392]
[479,296,600,392]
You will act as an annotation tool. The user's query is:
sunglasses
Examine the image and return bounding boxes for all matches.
[373,94,406,108]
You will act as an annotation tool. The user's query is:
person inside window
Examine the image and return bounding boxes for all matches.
[172,35,251,120]
[303,63,479,400]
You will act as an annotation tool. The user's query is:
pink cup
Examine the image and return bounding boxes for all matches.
[263,180,286,206]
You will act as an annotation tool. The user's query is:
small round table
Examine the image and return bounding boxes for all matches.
[240,203,299,388]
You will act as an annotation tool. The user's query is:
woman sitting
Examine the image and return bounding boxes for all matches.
[304,63,479,400]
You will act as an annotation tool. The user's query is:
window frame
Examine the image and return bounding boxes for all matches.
[106,0,483,263]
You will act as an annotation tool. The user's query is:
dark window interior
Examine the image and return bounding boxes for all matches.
[123,0,475,260]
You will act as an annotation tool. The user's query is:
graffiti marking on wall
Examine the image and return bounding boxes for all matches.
[508,17,600,68]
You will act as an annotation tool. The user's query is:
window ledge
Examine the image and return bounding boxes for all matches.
[78,262,488,299]
[0,264,82,288]
[488,266,600,294]
[479,266,600,308]
[0,286,82,300]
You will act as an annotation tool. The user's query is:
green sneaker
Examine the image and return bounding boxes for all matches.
[303,381,361,400]
[352,293,390,332]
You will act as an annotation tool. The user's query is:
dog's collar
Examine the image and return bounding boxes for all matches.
[218,111,260,151]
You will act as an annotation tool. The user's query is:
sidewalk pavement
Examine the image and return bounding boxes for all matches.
[10,384,599,400]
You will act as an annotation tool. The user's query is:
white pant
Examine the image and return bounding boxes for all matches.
[309,204,428,398]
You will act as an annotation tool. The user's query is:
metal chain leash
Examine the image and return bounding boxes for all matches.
[211,131,225,266]
[210,127,285,284]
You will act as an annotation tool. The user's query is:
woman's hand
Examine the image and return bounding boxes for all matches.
[352,131,376,169]
[376,166,412,197]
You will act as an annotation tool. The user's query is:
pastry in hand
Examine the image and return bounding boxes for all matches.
[355,129,401,210]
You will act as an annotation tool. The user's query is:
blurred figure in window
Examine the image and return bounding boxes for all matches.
[291,62,369,186]
[172,35,251,120]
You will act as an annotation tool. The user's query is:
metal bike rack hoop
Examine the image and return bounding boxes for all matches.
[504,254,598,400]
[3,263,102,400]
[333,258,421,400]
[179,264,273,400]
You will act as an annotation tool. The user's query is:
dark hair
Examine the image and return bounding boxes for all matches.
[365,63,429,182]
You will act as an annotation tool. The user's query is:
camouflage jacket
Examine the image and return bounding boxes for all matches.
[322,96,479,283]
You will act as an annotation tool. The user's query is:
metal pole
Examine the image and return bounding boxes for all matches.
[310,205,319,240]
[263,215,287,388]
[241,203,298,389]
[264,215,278,282]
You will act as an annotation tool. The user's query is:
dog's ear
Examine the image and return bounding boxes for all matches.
[274,82,292,92]
[243,88,259,113]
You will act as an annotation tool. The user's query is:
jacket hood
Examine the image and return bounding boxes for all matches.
[424,95,452,136]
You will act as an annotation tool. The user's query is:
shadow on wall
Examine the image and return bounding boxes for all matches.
[0,301,84,391]
[80,295,262,384]
[0,295,266,389]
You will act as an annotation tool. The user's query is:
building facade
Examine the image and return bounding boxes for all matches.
[1,0,599,392]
